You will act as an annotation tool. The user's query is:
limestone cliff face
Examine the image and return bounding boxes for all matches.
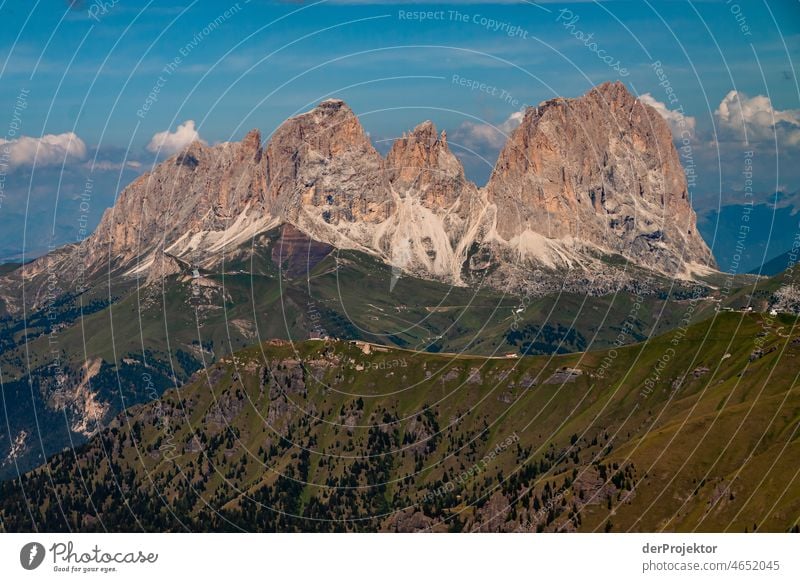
[381,121,491,281]
[265,99,393,234]
[265,107,489,282]
[486,81,714,275]
[85,128,272,274]
[386,121,467,209]
[5,82,717,305]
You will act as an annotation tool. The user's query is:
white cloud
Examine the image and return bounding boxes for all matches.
[716,90,800,146]
[771,190,800,215]
[146,120,205,155]
[452,110,525,151]
[85,160,143,172]
[0,132,87,168]
[639,93,696,140]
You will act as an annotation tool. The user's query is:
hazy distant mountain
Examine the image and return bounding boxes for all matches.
[747,248,794,276]
[698,193,799,275]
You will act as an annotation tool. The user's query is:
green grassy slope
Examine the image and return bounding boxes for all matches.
[7,224,798,486]
[2,312,797,532]
[1,227,727,478]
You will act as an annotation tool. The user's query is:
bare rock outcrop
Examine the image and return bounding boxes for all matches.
[83,128,273,279]
[486,81,714,276]
[381,120,491,282]
[4,82,718,304]
[265,99,394,242]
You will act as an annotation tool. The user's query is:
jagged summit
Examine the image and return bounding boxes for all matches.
[265,95,390,232]
[319,97,348,107]
[524,81,643,132]
[386,119,461,187]
[290,98,354,122]
[486,80,714,277]
[407,119,437,137]
[591,79,631,97]
[81,129,272,275]
[7,82,717,305]
[241,128,263,154]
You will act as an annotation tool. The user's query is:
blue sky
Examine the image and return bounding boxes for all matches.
[1,1,799,266]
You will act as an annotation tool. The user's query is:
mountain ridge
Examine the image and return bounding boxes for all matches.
[2,312,796,532]
[2,81,717,314]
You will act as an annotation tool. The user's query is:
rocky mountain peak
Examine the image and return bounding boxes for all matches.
[275,98,371,157]
[486,81,715,275]
[590,79,636,104]
[317,97,348,111]
[386,120,466,195]
[379,119,488,282]
[408,119,437,140]
[82,132,270,272]
[265,98,392,237]
[11,83,717,306]
[266,99,377,171]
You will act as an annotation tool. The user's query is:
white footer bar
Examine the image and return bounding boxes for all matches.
[1,533,796,581]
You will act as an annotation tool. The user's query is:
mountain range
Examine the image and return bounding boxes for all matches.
[1,82,797,530]
[0,81,716,319]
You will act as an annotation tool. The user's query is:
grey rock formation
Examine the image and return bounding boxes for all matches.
[486,81,714,277]
[88,128,270,273]
[5,82,717,306]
